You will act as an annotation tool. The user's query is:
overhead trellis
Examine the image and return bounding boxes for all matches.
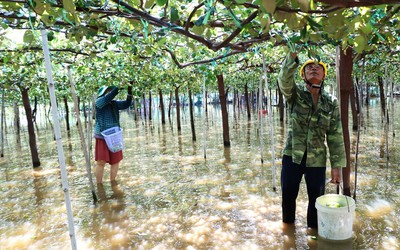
[0,0,399,59]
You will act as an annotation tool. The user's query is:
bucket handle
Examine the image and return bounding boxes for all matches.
[324,182,351,213]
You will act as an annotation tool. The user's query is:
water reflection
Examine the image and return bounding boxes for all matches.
[90,181,128,249]
[1,100,400,249]
[317,237,352,250]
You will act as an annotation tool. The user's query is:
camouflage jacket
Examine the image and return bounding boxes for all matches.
[278,53,345,168]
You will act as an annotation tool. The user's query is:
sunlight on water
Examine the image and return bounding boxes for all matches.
[365,199,393,218]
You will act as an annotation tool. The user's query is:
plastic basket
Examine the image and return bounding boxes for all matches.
[101,126,124,153]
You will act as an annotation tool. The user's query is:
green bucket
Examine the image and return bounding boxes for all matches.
[315,194,356,240]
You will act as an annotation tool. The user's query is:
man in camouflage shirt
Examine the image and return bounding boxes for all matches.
[278,51,346,229]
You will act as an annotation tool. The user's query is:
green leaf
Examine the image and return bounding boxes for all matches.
[373,29,386,41]
[156,0,167,6]
[274,11,289,22]
[192,25,205,35]
[297,0,309,12]
[187,41,196,51]
[63,0,75,13]
[41,14,56,26]
[141,19,149,38]
[1,22,8,29]
[34,2,46,15]
[261,0,276,14]
[23,30,34,43]
[360,23,373,35]
[75,31,83,43]
[306,16,322,30]
[203,8,213,25]
[309,33,322,42]
[110,35,118,44]
[291,35,301,43]
[170,7,179,23]
[354,35,366,54]
[144,0,154,8]
[287,13,300,29]
[260,15,271,33]
[131,44,138,54]
[194,15,205,26]
[157,37,167,46]
[47,31,55,41]
[62,9,75,26]
[300,25,307,38]
[310,0,314,10]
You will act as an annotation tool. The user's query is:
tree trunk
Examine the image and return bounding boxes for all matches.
[63,95,70,131]
[205,90,208,113]
[354,76,361,130]
[365,83,370,106]
[148,91,152,121]
[337,46,352,196]
[350,81,358,131]
[82,99,87,128]
[142,93,147,120]
[32,96,37,122]
[244,83,251,121]
[181,93,185,112]
[233,89,238,114]
[21,87,41,168]
[133,99,138,121]
[14,102,21,145]
[159,89,165,124]
[175,86,181,131]
[168,91,173,120]
[378,76,388,123]
[217,74,230,147]
[277,84,284,122]
[188,89,196,141]
[78,97,83,126]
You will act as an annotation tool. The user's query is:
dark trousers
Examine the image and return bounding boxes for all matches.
[281,154,326,228]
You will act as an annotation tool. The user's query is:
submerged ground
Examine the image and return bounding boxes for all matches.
[1,100,399,249]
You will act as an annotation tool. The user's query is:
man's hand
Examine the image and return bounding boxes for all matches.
[330,168,341,184]
[289,44,303,60]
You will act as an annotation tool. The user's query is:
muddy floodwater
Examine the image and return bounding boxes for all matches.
[1,99,399,249]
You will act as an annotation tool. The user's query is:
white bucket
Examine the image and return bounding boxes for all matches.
[101,126,124,153]
[315,194,356,240]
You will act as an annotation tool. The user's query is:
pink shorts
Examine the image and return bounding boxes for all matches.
[95,138,123,164]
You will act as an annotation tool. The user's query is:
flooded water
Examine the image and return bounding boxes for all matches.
[0,99,399,249]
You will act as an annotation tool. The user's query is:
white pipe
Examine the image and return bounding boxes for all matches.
[87,95,96,163]
[333,47,344,185]
[68,66,97,202]
[88,94,95,155]
[1,91,4,157]
[390,75,395,138]
[262,54,276,191]
[203,79,207,159]
[40,29,77,250]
